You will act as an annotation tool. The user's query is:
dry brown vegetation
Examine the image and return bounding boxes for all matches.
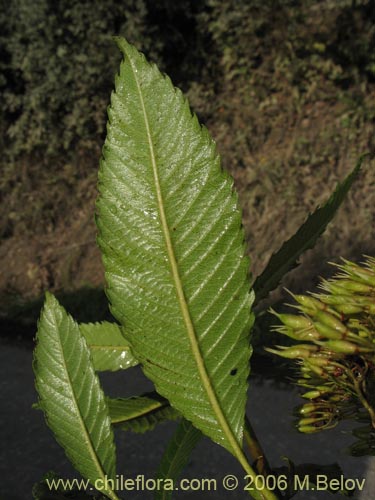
[1,0,374,329]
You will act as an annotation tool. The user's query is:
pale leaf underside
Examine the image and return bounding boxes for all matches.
[79,321,138,371]
[107,393,180,433]
[34,293,118,500]
[97,38,254,456]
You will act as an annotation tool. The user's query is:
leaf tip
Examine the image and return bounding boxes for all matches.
[113,36,138,64]
[43,289,54,304]
[112,35,128,52]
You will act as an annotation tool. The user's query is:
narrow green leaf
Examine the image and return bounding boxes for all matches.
[154,419,202,500]
[108,392,180,433]
[97,38,253,459]
[34,293,119,500]
[79,321,138,371]
[253,155,367,304]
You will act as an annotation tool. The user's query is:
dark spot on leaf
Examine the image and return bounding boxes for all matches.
[230,368,238,376]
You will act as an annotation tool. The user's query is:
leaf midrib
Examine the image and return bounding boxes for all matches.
[111,401,169,424]
[89,344,132,351]
[54,313,117,500]
[125,48,243,457]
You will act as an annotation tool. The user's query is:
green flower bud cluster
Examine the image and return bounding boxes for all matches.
[267,257,375,436]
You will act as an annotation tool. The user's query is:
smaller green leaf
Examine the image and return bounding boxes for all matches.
[34,293,119,500]
[108,392,180,433]
[253,155,367,304]
[79,321,138,371]
[154,418,202,500]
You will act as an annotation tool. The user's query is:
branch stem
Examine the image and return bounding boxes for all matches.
[244,415,272,478]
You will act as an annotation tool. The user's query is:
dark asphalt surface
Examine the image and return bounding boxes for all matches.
[0,339,372,500]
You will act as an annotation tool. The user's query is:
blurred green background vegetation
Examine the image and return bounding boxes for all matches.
[0,0,374,334]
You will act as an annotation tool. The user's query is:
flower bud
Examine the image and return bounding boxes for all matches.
[274,324,320,342]
[325,280,373,295]
[299,417,321,425]
[297,378,314,386]
[325,340,372,354]
[297,424,321,433]
[317,295,365,315]
[302,387,333,399]
[293,294,326,313]
[298,403,318,415]
[339,259,375,286]
[298,402,334,417]
[304,363,326,378]
[332,304,364,315]
[314,322,344,340]
[274,312,314,330]
[265,344,317,359]
[323,340,357,354]
[314,310,347,334]
[306,355,331,367]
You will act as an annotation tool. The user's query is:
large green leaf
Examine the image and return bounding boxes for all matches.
[34,293,119,500]
[154,419,202,500]
[79,321,138,371]
[97,38,253,459]
[253,155,367,305]
[108,392,180,433]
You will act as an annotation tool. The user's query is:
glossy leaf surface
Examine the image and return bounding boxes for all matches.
[80,321,138,371]
[108,392,180,433]
[34,293,118,500]
[97,38,253,456]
